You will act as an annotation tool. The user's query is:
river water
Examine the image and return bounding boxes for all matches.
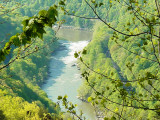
[42,29,96,120]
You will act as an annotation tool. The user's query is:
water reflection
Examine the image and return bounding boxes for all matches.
[56,28,92,42]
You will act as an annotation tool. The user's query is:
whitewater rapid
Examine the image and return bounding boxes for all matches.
[42,40,88,102]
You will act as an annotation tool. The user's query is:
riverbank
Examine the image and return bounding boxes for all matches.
[53,25,93,32]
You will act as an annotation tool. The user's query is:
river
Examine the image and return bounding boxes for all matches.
[42,29,96,120]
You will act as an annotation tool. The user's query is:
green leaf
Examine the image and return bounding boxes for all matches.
[72,110,76,114]
[82,49,87,54]
[95,100,98,104]
[96,92,101,95]
[39,10,47,17]
[10,34,21,46]
[0,50,6,62]
[64,95,68,99]
[91,0,96,4]
[22,19,29,27]
[88,97,92,102]
[57,96,62,100]
[99,3,104,7]
[4,42,11,49]
[59,1,65,5]
[74,52,79,58]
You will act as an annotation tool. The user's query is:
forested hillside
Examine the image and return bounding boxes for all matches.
[0,0,64,119]
[75,0,160,119]
[79,22,160,119]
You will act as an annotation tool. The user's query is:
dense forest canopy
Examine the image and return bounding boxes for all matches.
[0,0,64,119]
[58,0,160,119]
[0,0,160,120]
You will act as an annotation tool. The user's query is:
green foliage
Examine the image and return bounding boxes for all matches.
[58,95,86,120]
[0,27,62,119]
[0,3,58,63]
[1,0,160,119]
[0,1,63,119]
[76,0,160,118]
